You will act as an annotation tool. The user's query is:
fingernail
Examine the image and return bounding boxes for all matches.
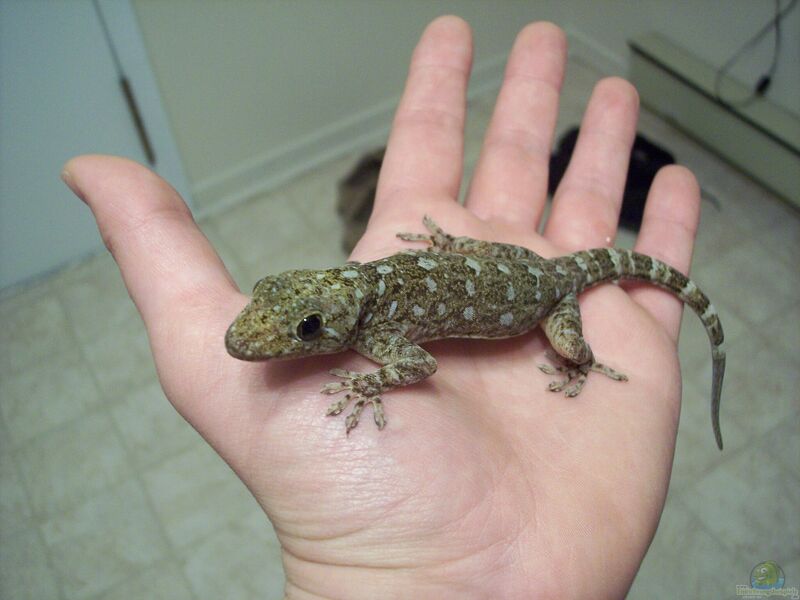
[60,168,86,203]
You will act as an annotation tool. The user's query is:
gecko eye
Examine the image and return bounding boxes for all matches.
[296,313,323,342]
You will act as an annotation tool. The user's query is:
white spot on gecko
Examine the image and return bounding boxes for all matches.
[555,265,568,276]
[387,300,398,319]
[499,312,514,326]
[465,279,475,296]
[354,288,364,300]
[397,277,405,285]
[412,305,425,317]
[701,303,717,321]
[363,312,373,324]
[607,249,622,273]
[377,264,393,275]
[574,255,588,272]
[527,265,543,283]
[465,257,481,275]
[437,303,446,316]
[272,304,281,312]
[682,280,698,296]
[316,273,326,280]
[417,257,437,270]
[506,283,515,301]
[497,263,511,275]
[377,279,386,296]
[323,327,341,339]
[425,276,437,292]
[649,260,660,280]
[342,270,359,278]
[463,306,475,320]
[331,283,341,290]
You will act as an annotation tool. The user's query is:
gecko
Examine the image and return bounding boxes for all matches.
[225,216,726,449]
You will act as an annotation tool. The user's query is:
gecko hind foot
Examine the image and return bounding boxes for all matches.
[537,351,628,397]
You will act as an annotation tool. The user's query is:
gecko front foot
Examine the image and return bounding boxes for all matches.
[321,369,386,433]
[396,215,453,250]
[537,351,628,397]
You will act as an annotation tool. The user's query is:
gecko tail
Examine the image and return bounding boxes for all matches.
[711,347,725,450]
[559,248,726,450]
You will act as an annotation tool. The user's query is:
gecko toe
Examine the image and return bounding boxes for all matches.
[325,394,351,416]
[321,382,348,394]
[329,368,359,378]
[372,399,386,429]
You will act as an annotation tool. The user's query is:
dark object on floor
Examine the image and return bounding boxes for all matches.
[337,147,385,253]
[548,127,675,230]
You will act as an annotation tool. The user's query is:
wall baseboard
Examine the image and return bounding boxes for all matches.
[191,54,507,219]
[629,32,800,208]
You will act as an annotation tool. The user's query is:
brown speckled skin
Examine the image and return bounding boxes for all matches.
[226,217,725,448]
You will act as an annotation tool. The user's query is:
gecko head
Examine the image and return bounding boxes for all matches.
[225,269,362,361]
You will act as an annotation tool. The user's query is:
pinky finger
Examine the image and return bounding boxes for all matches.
[629,165,701,340]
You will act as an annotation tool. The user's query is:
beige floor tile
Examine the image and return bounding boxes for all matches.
[759,410,800,482]
[54,252,137,346]
[631,498,739,598]
[40,478,170,600]
[0,450,32,538]
[207,189,345,282]
[669,380,749,492]
[692,199,752,266]
[14,411,133,517]
[0,353,101,448]
[709,333,799,440]
[110,380,201,470]
[80,314,158,398]
[97,561,194,600]
[692,237,798,327]
[281,153,360,237]
[197,216,252,293]
[751,301,800,367]
[681,444,800,565]
[757,213,800,273]
[181,509,284,600]
[0,290,75,376]
[0,526,60,600]
[142,442,261,549]
[718,175,795,238]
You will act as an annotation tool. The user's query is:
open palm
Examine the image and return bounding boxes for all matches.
[64,17,703,600]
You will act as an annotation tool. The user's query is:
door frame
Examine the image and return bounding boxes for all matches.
[98,0,192,207]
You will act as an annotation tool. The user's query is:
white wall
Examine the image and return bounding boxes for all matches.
[131,0,799,215]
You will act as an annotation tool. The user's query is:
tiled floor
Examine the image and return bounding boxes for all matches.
[1,56,798,599]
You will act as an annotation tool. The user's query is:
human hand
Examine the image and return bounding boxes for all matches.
[63,16,701,599]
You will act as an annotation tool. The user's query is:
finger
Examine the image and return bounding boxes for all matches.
[629,165,701,339]
[545,77,639,250]
[61,155,238,337]
[465,22,566,228]
[373,16,472,218]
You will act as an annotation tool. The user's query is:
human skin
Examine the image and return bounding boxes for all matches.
[62,16,701,600]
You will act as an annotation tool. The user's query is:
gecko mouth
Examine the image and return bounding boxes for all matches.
[224,325,267,361]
